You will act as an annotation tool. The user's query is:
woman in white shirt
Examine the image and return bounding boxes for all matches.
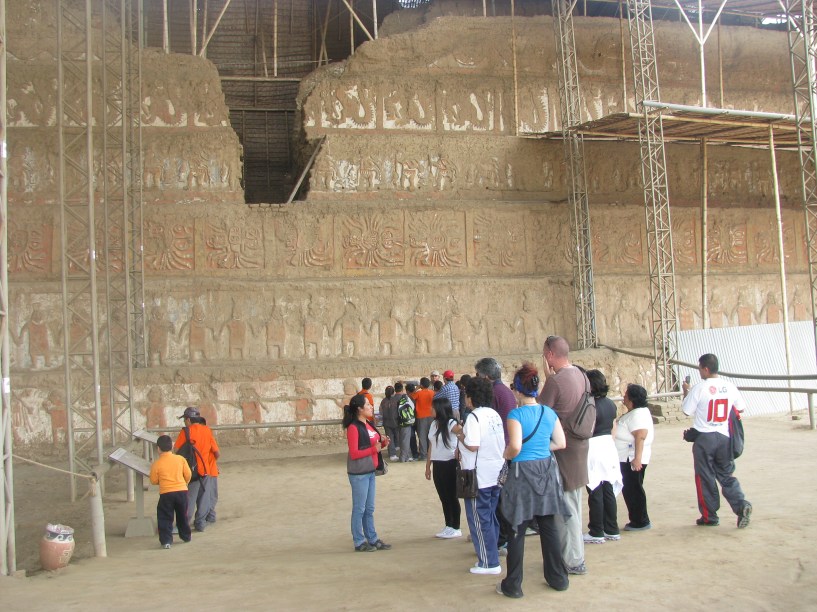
[455,377,506,575]
[615,384,655,532]
[425,396,462,539]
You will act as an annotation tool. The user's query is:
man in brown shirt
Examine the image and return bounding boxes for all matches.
[537,335,589,576]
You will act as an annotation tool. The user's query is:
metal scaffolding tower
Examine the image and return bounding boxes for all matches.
[786,0,817,368]
[553,0,598,349]
[100,0,144,475]
[56,0,110,500]
[53,0,144,502]
[0,0,14,577]
[626,0,680,393]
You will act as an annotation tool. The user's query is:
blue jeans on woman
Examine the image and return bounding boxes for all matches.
[348,472,378,547]
[465,485,501,568]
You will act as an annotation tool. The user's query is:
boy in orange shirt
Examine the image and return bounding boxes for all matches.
[150,434,192,549]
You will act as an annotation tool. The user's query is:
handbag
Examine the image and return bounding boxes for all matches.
[456,460,478,498]
[375,451,388,476]
[457,412,479,498]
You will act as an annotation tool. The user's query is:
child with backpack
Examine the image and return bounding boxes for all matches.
[149,434,192,549]
[395,382,416,463]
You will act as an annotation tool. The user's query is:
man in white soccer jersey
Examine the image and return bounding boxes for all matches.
[682,353,752,529]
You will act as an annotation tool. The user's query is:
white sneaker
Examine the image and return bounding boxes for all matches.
[436,527,452,538]
[583,533,605,544]
[389,455,398,461]
[604,533,621,541]
[440,528,462,539]
[470,565,502,575]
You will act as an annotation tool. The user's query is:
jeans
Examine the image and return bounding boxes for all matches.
[187,476,213,531]
[349,472,378,547]
[465,485,501,568]
[416,417,433,458]
[384,426,400,456]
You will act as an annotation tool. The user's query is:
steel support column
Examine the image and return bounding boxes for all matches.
[0,0,14,577]
[57,0,105,500]
[553,0,597,349]
[786,0,817,370]
[626,0,679,393]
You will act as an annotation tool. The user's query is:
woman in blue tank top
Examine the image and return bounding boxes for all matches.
[497,362,570,598]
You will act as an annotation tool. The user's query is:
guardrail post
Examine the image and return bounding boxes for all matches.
[809,393,815,430]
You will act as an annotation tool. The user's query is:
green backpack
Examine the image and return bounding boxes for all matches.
[397,396,415,427]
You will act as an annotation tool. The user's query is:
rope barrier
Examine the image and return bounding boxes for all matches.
[12,454,96,480]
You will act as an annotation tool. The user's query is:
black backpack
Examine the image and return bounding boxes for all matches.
[177,427,206,482]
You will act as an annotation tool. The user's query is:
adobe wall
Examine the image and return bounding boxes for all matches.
[5,9,812,450]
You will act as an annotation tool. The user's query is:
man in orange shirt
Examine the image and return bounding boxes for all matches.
[174,407,220,532]
[150,434,192,549]
[412,377,436,460]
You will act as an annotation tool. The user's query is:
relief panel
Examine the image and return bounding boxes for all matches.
[144,218,195,271]
[406,211,465,268]
[341,212,405,269]
[204,220,263,270]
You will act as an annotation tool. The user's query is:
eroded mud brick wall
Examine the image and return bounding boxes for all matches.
[5,9,813,449]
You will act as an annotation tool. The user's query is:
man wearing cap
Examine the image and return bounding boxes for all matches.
[434,370,460,416]
[174,406,220,532]
[430,370,441,387]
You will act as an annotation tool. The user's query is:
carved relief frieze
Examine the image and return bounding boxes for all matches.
[441,86,499,132]
[319,84,377,129]
[706,218,748,267]
[382,86,435,130]
[141,132,241,194]
[273,215,333,270]
[751,218,798,268]
[472,211,525,269]
[406,211,465,268]
[8,141,57,201]
[341,212,404,269]
[516,83,552,134]
[8,216,51,276]
[204,221,263,270]
[144,218,195,271]
[671,216,698,269]
[7,70,58,127]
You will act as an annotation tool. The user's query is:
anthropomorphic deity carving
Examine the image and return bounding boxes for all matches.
[43,389,68,447]
[180,304,214,363]
[148,306,175,366]
[220,303,247,360]
[145,220,194,271]
[206,222,263,270]
[139,386,168,432]
[15,303,52,369]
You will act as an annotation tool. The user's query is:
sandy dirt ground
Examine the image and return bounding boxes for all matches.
[2,414,817,611]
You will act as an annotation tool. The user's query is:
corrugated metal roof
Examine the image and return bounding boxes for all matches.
[677,322,817,417]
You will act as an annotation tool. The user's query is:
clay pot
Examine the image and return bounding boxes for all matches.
[39,524,75,571]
